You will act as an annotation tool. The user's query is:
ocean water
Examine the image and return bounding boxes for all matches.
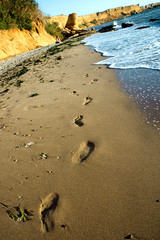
[83,7,160,131]
[84,7,160,70]
[116,69,160,131]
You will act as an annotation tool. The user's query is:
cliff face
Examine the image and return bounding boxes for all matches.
[47,15,68,28]
[50,5,141,29]
[0,20,56,60]
[78,5,141,27]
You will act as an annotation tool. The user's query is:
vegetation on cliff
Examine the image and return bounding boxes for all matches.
[0,0,42,30]
[0,0,64,40]
[45,22,64,41]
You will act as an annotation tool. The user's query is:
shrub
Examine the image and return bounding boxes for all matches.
[0,0,42,30]
[79,22,89,28]
[121,12,127,16]
[0,20,9,29]
[45,22,64,41]
[90,19,97,25]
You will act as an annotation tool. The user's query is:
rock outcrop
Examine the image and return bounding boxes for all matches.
[121,22,134,28]
[98,24,116,33]
[65,13,78,29]
[149,18,160,22]
[135,26,150,30]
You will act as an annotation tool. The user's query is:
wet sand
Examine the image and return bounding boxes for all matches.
[0,41,160,240]
[116,68,160,131]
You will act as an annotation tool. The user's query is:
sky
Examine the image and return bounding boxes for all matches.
[36,0,160,16]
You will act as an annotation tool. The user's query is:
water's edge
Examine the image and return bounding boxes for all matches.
[88,43,160,133]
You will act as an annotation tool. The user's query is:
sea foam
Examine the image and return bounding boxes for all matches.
[83,7,160,71]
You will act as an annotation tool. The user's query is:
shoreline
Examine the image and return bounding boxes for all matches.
[84,40,160,134]
[115,68,160,133]
[0,41,160,240]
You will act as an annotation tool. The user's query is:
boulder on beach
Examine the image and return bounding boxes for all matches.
[65,13,78,29]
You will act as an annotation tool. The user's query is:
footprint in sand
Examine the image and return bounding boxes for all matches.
[89,79,98,84]
[83,73,89,78]
[73,115,84,127]
[39,192,59,233]
[69,90,79,96]
[72,141,95,164]
[95,67,102,71]
[124,234,139,239]
[23,105,44,111]
[82,96,92,105]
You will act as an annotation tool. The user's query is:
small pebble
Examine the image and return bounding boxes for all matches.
[15,145,20,149]
[25,142,35,147]
[14,132,20,135]
[13,159,19,163]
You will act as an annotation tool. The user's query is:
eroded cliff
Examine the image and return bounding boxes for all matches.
[0,20,56,60]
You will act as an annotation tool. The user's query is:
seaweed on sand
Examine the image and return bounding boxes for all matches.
[0,202,33,222]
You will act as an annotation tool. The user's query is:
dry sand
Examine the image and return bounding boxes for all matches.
[0,40,160,240]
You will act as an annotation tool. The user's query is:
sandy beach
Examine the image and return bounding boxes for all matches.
[0,39,160,240]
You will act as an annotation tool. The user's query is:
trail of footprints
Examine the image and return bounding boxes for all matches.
[38,70,140,239]
[38,73,96,234]
[1,65,138,239]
